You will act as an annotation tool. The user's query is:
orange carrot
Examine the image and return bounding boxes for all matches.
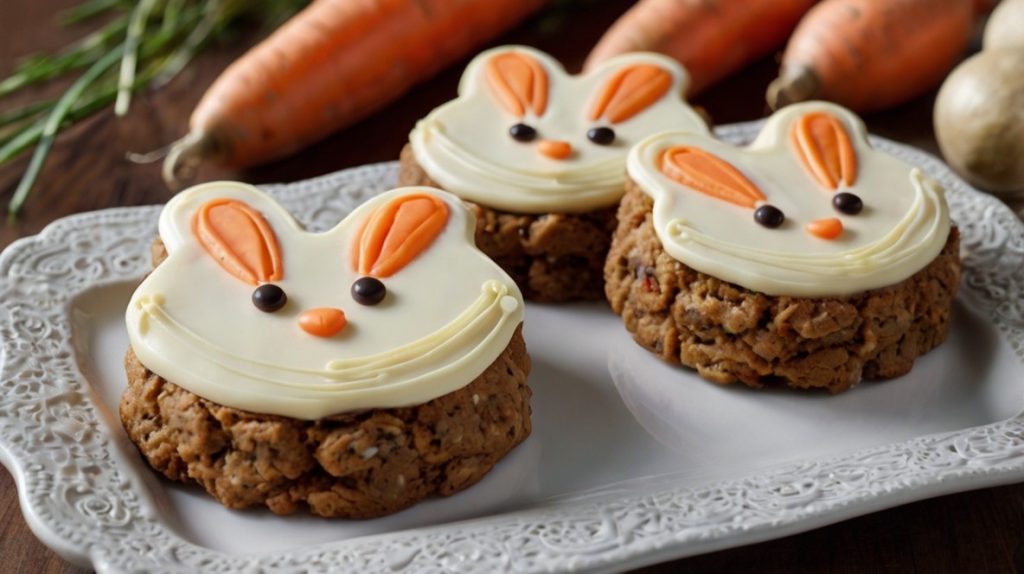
[584,0,817,96]
[767,0,974,112]
[164,0,547,184]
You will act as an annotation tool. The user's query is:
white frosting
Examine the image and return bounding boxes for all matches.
[410,45,708,214]
[627,102,952,297]
[125,183,524,420]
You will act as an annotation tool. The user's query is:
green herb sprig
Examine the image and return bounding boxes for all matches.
[0,0,307,219]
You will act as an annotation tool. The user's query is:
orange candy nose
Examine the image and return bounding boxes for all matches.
[537,140,573,160]
[298,307,347,337]
[806,218,844,240]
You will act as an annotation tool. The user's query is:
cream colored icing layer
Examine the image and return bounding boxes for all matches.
[410,45,708,214]
[627,102,951,297]
[125,183,524,420]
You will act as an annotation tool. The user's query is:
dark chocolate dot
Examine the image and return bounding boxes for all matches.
[509,123,536,142]
[252,284,287,312]
[833,192,863,215]
[352,277,386,306]
[754,204,785,228]
[587,126,615,145]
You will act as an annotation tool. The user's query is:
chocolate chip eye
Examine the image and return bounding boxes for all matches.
[351,277,386,306]
[509,123,537,142]
[833,192,863,215]
[754,204,785,228]
[587,126,615,145]
[252,284,287,312]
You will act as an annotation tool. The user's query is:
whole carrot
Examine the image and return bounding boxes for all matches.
[767,0,974,112]
[584,0,817,96]
[164,0,547,184]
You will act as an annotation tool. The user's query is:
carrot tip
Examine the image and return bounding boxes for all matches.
[162,131,209,190]
[766,66,819,110]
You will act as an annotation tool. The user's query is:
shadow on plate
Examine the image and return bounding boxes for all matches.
[608,299,1019,471]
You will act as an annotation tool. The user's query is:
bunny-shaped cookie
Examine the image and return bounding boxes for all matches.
[125,183,525,420]
[608,102,958,392]
[626,101,951,297]
[408,45,708,214]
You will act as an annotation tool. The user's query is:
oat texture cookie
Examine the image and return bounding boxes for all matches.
[606,102,960,392]
[122,183,530,517]
[403,45,708,301]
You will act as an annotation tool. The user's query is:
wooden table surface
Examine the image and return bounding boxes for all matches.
[2,1,1024,572]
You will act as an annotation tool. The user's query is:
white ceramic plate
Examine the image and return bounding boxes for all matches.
[2,122,1023,574]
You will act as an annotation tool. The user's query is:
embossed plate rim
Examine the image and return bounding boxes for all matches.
[1,122,1023,573]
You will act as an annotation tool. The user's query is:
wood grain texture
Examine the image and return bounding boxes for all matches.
[1,1,1022,572]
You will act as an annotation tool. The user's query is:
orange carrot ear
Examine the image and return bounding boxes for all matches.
[660,146,766,209]
[353,194,449,278]
[485,52,549,118]
[589,64,672,124]
[192,198,283,285]
[789,112,858,190]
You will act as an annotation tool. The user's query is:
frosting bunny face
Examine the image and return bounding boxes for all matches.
[125,183,524,420]
[627,101,951,297]
[410,45,708,213]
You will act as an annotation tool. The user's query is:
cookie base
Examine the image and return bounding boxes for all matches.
[604,180,961,393]
[120,326,531,519]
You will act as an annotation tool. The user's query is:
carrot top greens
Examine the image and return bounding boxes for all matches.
[0,0,308,219]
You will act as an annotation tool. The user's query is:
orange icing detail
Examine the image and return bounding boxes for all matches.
[790,112,858,190]
[660,146,766,209]
[298,307,347,337]
[347,215,368,275]
[485,52,548,118]
[192,198,283,286]
[537,139,573,160]
[354,194,449,277]
[589,64,672,124]
[806,218,844,240]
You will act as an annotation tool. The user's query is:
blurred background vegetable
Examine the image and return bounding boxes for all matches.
[585,0,817,96]
[983,0,1024,50]
[766,0,975,112]
[934,0,1024,195]
[163,0,549,187]
[0,0,309,218]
